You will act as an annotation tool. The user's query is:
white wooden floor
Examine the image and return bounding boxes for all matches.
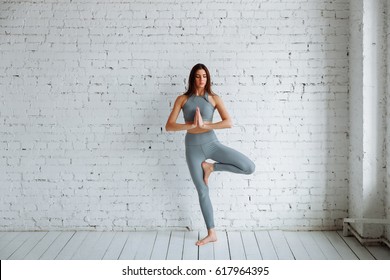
[1,230,389,260]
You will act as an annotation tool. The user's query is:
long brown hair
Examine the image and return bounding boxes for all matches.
[183,63,216,96]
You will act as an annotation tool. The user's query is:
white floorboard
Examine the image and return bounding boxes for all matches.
[213,231,230,260]
[150,231,171,260]
[310,231,341,260]
[166,231,184,260]
[227,231,246,260]
[324,231,358,260]
[72,232,103,260]
[24,231,62,260]
[40,232,75,260]
[337,232,375,260]
[1,230,389,260]
[283,231,310,260]
[366,245,390,260]
[298,232,326,260]
[198,230,214,260]
[254,231,278,260]
[118,232,143,260]
[241,231,262,260]
[9,232,47,260]
[102,232,129,260]
[269,230,294,260]
[134,231,157,260]
[87,231,117,260]
[182,231,199,260]
[0,232,31,260]
[0,232,20,252]
[56,231,89,260]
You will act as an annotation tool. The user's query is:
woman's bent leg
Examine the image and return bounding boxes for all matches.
[208,141,255,174]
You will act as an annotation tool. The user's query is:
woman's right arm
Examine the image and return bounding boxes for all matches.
[165,95,196,132]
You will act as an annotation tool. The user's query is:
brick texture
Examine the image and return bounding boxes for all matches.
[0,0,349,231]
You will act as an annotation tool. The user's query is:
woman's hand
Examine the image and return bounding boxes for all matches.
[192,107,198,128]
[196,107,205,128]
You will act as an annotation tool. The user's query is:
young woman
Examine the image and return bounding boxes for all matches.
[165,63,255,246]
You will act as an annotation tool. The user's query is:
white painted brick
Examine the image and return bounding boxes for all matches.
[0,0,350,232]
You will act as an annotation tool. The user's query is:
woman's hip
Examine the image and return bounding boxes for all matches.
[185,130,218,146]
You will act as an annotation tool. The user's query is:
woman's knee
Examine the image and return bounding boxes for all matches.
[195,182,209,197]
[197,188,210,205]
[244,160,256,174]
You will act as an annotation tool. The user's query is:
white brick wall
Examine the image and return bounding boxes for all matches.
[386,0,390,242]
[0,0,350,231]
[348,0,364,234]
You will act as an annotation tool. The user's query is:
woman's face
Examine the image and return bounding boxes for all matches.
[194,69,207,89]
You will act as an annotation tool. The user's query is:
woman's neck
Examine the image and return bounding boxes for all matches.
[195,88,205,96]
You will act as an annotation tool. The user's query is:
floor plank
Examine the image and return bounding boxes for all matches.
[134,231,157,260]
[269,230,294,260]
[0,232,22,252]
[72,232,103,260]
[86,232,116,260]
[337,231,375,260]
[119,232,143,260]
[24,232,62,260]
[283,231,310,260]
[310,231,341,260]
[214,231,230,260]
[9,232,47,260]
[254,231,278,260]
[298,232,326,260]
[166,231,184,260]
[1,230,387,260]
[227,231,246,260]
[0,232,31,259]
[241,231,262,260]
[55,231,89,260]
[39,232,75,260]
[182,231,199,260]
[102,232,129,260]
[150,231,171,260]
[198,230,214,260]
[324,231,358,260]
[366,245,390,260]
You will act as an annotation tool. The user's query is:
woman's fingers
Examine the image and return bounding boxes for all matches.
[197,107,204,127]
[193,107,199,126]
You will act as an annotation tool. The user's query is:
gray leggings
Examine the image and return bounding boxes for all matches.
[185,130,256,230]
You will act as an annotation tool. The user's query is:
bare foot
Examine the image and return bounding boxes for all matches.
[196,230,217,246]
[202,161,214,186]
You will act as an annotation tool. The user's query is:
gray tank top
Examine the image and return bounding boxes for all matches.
[182,92,215,122]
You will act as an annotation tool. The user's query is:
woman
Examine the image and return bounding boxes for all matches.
[165,63,256,246]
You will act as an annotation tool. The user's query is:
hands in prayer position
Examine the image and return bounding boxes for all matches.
[192,106,205,129]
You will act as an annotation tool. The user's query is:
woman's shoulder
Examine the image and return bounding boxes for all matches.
[175,93,189,107]
[208,92,221,102]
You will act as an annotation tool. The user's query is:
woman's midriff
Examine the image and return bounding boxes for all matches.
[186,121,213,134]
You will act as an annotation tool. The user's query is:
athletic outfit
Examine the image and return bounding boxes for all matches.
[182,92,256,230]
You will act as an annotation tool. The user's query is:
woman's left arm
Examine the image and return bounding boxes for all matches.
[201,95,233,130]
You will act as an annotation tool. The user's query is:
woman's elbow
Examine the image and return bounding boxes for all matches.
[226,119,233,128]
[165,123,173,131]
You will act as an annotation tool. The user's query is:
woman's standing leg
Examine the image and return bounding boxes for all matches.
[185,145,217,245]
